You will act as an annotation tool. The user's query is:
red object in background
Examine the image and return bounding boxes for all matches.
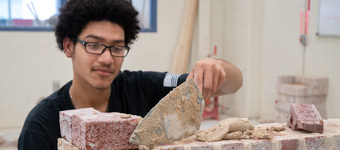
[202,97,219,120]
[12,19,33,26]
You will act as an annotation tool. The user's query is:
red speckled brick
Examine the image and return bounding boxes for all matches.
[305,136,325,150]
[287,103,324,133]
[251,140,272,150]
[59,108,100,142]
[220,141,244,150]
[332,135,340,150]
[243,139,271,150]
[280,139,299,150]
[71,112,141,150]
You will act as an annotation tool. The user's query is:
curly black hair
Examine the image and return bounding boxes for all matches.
[55,0,140,51]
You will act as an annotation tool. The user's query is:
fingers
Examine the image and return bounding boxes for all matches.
[216,68,226,89]
[194,66,204,95]
[203,67,213,100]
[187,57,227,99]
[187,72,193,80]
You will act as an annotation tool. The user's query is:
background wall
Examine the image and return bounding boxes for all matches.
[216,0,340,121]
[0,0,339,130]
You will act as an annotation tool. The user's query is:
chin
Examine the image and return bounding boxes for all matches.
[90,81,112,90]
[92,84,111,90]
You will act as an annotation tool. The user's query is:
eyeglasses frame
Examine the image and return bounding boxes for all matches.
[76,38,129,57]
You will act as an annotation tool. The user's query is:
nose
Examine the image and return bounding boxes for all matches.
[97,48,114,65]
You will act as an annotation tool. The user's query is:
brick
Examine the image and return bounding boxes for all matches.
[280,139,299,150]
[277,94,327,104]
[242,139,272,150]
[57,138,80,150]
[275,95,327,119]
[59,108,100,142]
[278,75,329,87]
[330,135,340,150]
[287,104,324,133]
[251,140,272,150]
[323,119,340,149]
[71,112,141,150]
[323,119,340,135]
[277,84,328,96]
[305,136,325,150]
[294,76,329,87]
[186,142,214,150]
[324,135,340,150]
[219,141,244,150]
[156,144,184,150]
[277,75,295,85]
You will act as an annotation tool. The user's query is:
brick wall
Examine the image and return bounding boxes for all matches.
[58,119,340,150]
[153,119,340,150]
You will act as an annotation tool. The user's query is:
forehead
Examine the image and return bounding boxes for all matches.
[79,21,125,43]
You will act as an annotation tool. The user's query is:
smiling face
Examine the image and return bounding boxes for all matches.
[64,21,125,90]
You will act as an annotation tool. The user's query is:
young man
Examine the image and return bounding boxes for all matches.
[18,0,243,149]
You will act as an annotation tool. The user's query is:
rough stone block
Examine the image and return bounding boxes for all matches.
[287,104,324,133]
[59,108,100,142]
[71,112,141,150]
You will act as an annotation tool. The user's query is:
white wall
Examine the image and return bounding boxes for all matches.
[306,0,340,119]
[218,0,340,120]
[0,0,186,129]
[123,0,185,72]
[0,32,73,128]
[1,0,340,129]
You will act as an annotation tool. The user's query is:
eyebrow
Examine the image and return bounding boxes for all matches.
[84,34,125,44]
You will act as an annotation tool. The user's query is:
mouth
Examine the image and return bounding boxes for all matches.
[92,67,114,76]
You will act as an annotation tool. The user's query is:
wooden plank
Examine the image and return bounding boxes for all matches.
[171,0,199,74]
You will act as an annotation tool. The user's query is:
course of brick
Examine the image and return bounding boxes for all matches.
[58,118,340,150]
[153,119,340,150]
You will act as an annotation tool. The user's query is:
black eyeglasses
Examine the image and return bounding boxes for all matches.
[77,38,129,57]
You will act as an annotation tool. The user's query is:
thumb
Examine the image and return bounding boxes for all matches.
[186,72,193,80]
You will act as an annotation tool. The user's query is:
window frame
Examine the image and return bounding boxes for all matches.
[0,0,157,32]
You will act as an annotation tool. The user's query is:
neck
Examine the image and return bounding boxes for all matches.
[69,81,111,112]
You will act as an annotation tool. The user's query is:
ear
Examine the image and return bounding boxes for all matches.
[63,37,75,58]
